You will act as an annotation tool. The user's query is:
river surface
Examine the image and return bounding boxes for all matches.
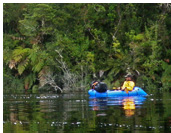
[3,91,171,132]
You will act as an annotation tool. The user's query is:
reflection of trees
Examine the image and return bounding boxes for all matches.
[3,92,171,132]
[9,105,18,123]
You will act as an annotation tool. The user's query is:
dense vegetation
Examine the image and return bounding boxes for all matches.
[3,3,171,93]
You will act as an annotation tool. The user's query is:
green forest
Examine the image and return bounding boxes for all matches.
[3,3,171,93]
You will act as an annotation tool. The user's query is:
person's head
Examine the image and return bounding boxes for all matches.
[125,75,132,81]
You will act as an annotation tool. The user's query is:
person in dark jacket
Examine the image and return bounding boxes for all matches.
[90,80,107,92]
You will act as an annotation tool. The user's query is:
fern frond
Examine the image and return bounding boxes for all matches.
[14,55,23,63]
[17,58,29,75]
[9,60,17,69]
[32,59,44,72]
[12,46,30,64]
[18,64,25,75]
[24,73,36,89]
[28,49,38,64]
[13,46,30,56]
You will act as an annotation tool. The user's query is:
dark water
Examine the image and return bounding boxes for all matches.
[3,91,171,133]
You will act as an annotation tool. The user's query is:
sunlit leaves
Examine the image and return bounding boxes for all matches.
[112,38,121,53]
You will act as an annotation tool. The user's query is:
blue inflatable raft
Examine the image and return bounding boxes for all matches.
[88,87,147,97]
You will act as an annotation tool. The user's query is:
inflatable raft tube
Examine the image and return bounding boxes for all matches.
[88,87,147,97]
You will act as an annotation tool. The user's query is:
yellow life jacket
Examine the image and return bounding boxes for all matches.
[121,81,135,91]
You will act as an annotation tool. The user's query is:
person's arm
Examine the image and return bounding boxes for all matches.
[92,81,98,89]
[121,81,126,90]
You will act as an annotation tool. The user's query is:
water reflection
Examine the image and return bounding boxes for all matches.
[89,96,146,117]
[4,92,171,132]
[122,98,135,117]
[89,98,108,110]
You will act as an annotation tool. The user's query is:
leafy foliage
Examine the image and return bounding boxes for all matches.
[3,3,171,92]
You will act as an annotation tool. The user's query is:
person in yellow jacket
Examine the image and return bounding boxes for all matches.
[121,74,135,93]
